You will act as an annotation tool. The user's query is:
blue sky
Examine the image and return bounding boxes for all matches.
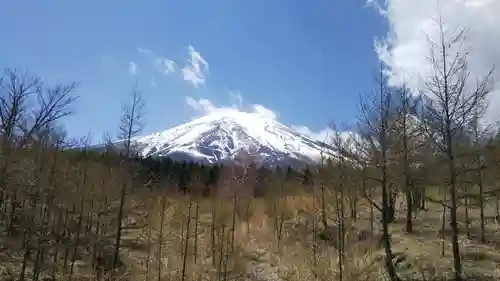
[2,0,391,143]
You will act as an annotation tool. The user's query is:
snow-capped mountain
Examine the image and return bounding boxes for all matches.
[122,111,339,167]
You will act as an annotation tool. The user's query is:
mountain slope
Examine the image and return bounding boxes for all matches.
[126,111,338,167]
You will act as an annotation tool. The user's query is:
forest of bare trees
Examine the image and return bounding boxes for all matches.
[0,14,499,281]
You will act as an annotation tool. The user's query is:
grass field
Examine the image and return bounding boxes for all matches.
[109,188,500,281]
[1,185,500,281]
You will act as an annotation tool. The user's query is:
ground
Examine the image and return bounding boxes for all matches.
[1,187,500,281]
[116,188,500,281]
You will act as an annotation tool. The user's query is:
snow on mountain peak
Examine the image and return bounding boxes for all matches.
[131,111,337,167]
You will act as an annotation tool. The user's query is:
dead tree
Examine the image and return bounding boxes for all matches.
[468,105,491,243]
[421,12,494,281]
[392,85,421,232]
[331,126,348,281]
[0,68,77,209]
[358,64,400,281]
[113,83,145,270]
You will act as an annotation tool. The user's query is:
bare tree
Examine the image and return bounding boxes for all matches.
[0,69,77,143]
[0,68,77,206]
[119,83,145,157]
[391,84,421,233]
[358,64,400,281]
[113,84,145,270]
[331,125,348,281]
[421,11,494,280]
[467,103,491,243]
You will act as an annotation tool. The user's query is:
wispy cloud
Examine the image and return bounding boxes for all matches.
[154,57,176,75]
[134,45,209,86]
[369,0,500,122]
[137,47,153,56]
[182,45,209,88]
[128,61,138,75]
[291,125,334,143]
[185,92,278,120]
[185,96,220,115]
[136,47,176,76]
[185,93,337,142]
[229,90,243,109]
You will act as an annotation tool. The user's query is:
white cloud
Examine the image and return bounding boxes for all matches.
[229,90,243,109]
[137,47,176,76]
[185,94,275,119]
[291,125,334,143]
[250,104,278,120]
[370,0,500,122]
[182,45,209,87]
[135,45,209,85]
[128,61,137,75]
[184,93,342,143]
[291,125,360,149]
[137,47,153,56]
[185,96,219,115]
[155,57,176,74]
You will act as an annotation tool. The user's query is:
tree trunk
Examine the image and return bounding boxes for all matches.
[478,165,486,243]
[112,182,127,270]
[405,188,413,233]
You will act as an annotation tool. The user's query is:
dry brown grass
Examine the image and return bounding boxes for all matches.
[2,186,498,281]
[109,187,500,281]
